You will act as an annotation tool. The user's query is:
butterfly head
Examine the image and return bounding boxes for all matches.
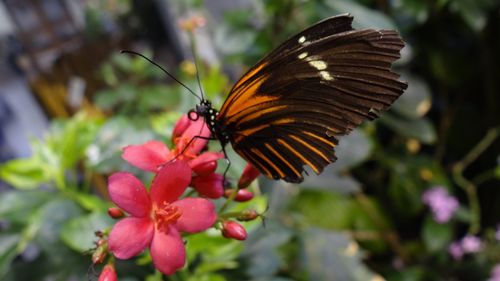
[189,99,219,125]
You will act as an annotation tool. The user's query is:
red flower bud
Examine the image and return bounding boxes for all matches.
[98,264,117,281]
[192,173,224,199]
[107,207,124,219]
[224,189,254,202]
[192,161,217,176]
[238,163,260,189]
[172,114,191,142]
[222,221,247,241]
[237,209,259,221]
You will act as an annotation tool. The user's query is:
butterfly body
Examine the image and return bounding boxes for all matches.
[193,14,407,183]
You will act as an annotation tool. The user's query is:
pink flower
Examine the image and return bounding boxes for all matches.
[489,264,500,281]
[121,115,225,198]
[107,161,217,275]
[448,241,463,260]
[460,235,482,253]
[98,264,117,281]
[422,186,459,223]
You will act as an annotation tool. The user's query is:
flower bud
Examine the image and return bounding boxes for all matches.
[192,173,224,199]
[238,163,260,189]
[192,161,217,176]
[224,189,254,202]
[107,207,124,219]
[222,221,247,241]
[237,209,259,221]
[92,239,108,265]
[98,264,117,281]
[178,15,206,32]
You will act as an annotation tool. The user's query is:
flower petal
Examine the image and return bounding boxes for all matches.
[190,152,224,176]
[122,141,170,172]
[108,217,153,259]
[150,161,191,205]
[150,226,186,275]
[191,173,224,199]
[177,118,211,155]
[108,172,151,217]
[172,198,217,233]
[172,114,191,141]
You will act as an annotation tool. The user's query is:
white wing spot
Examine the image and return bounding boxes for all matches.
[308,60,327,70]
[319,71,334,81]
[298,36,306,44]
[298,52,308,59]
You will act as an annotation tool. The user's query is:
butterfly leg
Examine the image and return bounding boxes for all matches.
[220,144,231,189]
[167,135,216,164]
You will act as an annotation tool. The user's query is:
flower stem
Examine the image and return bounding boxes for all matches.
[220,188,239,213]
[452,126,500,234]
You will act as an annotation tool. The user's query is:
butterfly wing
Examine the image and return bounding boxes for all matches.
[217,14,407,183]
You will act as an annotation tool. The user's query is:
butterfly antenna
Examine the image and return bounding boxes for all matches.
[189,35,206,101]
[120,50,202,101]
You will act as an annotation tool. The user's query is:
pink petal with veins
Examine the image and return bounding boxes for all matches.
[122,141,170,172]
[108,217,154,259]
[108,172,151,217]
[150,226,186,275]
[150,161,191,205]
[172,198,217,233]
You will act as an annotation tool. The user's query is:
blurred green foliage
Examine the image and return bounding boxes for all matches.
[1,0,500,280]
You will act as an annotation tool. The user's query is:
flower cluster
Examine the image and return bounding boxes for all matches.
[422,186,459,223]
[448,235,482,260]
[489,264,500,281]
[95,114,261,277]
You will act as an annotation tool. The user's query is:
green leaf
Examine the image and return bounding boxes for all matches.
[386,155,449,217]
[302,130,372,194]
[324,0,397,29]
[392,74,432,119]
[0,190,53,224]
[61,212,114,252]
[422,216,453,252]
[303,173,361,194]
[214,23,257,55]
[28,199,83,253]
[0,234,21,279]
[290,190,355,230]
[380,113,437,144]
[202,66,229,100]
[300,228,381,281]
[334,129,373,172]
[0,157,49,190]
[386,266,427,281]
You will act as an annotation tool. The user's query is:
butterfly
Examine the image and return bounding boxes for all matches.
[187,13,408,183]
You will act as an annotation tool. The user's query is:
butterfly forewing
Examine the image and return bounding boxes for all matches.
[217,14,407,183]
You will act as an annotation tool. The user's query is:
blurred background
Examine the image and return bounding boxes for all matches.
[0,0,499,280]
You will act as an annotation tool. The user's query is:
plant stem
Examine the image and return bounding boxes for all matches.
[354,192,408,262]
[452,126,500,234]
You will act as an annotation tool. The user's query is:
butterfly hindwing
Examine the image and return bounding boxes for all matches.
[217,14,407,183]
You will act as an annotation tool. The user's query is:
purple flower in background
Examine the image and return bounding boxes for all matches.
[461,235,482,253]
[448,242,463,260]
[448,235,482,260]
[422,186,459,223]
[488,264,500,281]
[496,225,500,241]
